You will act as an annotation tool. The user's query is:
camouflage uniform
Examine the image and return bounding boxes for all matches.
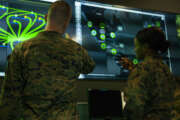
[172,76,180,120]
[123,57,176,120]
[0,31,95,120]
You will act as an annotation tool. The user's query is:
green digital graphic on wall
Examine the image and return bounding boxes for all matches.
[0,5,46,49]
[176,15,180,39]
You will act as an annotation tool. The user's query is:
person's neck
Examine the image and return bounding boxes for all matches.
[45,25,64,35]
[144,52,160,61]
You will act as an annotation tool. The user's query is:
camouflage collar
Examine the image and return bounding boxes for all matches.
[38,31,63,37]
[40,30,62,36]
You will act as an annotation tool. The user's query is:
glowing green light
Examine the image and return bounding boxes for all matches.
[178,29,180,32]
[0,5,6,8]
[87,21,93,28]
[38,17,42,20]
[110,32,116,38]
[100,22,105,29]
[148,24,152,28]
[100,34,106,40]
[0,5,45,50]
[177,29,180,37]
[100,43,107,50]
[176,15,180,25]
[13,20,17,23]
[133,59,138,65]
[91,29,97,36]
[156,21,161,27]
[111,48,117,55]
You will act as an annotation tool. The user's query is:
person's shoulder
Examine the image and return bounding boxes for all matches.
[61,37,84,50]
[130,57,160,76]
[141,57,163,69]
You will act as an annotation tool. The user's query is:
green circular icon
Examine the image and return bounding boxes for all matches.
[133,59,138,65]
[176,15,180,25]
[100,22,105,29]
[91,29,97,36]
[111,48,117,55]
[101,43,107,50]
[178,29,180,37]
[88,21,93,28]
[178,32,180,37]
[110,32,116,38]
[100,34,106,40]
[148,24,152,28]
[156,21,161,27]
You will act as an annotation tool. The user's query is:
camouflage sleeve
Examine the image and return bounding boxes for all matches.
[0,44,26,119]
[4,43,25,100]
[124,71,146,120]
[5,44,24,97]
[172,77,180,120]
[6,44,25,92]
[124,63,173,120]
[80,47,95,74]
[124,65,156,120]
[173,88,180,120]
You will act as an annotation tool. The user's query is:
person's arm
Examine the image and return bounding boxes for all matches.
[80,47,95,74]
[119,57,135,71]
[124,65,153,120]
[4,44,24,100]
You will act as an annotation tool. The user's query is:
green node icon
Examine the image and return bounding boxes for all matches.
[111,48,117,55]
[156,21,161,27]
[178,29,180,37]
[100,22,105,29]
[87,21,93,28]
[100,43,107,50]
[110,32,116,38]
[100,34,106,40]
[148,24,152,28]
[133,59,138,65]
[91,29,97,36]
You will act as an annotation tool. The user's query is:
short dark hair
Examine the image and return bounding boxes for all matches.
[48,0,72,24]
[136,27,170,54]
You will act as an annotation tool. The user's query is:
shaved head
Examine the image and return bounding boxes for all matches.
[46,0,72,33]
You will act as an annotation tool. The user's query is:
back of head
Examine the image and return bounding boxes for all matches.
[47,0,72,29]
[135,27,170,54]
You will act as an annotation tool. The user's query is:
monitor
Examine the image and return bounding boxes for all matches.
[88,89,123,119]
[76,1,180,80]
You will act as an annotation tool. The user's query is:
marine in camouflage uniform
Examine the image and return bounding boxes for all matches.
[123,56,176,120]
[0,31,95,120]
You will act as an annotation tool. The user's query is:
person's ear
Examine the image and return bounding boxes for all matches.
[142,43,150,53]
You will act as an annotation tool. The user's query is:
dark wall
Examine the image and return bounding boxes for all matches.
[88,0,180,14]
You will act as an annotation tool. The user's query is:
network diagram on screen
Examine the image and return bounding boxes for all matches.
[0,5,46,50]
[75,1,172,79]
